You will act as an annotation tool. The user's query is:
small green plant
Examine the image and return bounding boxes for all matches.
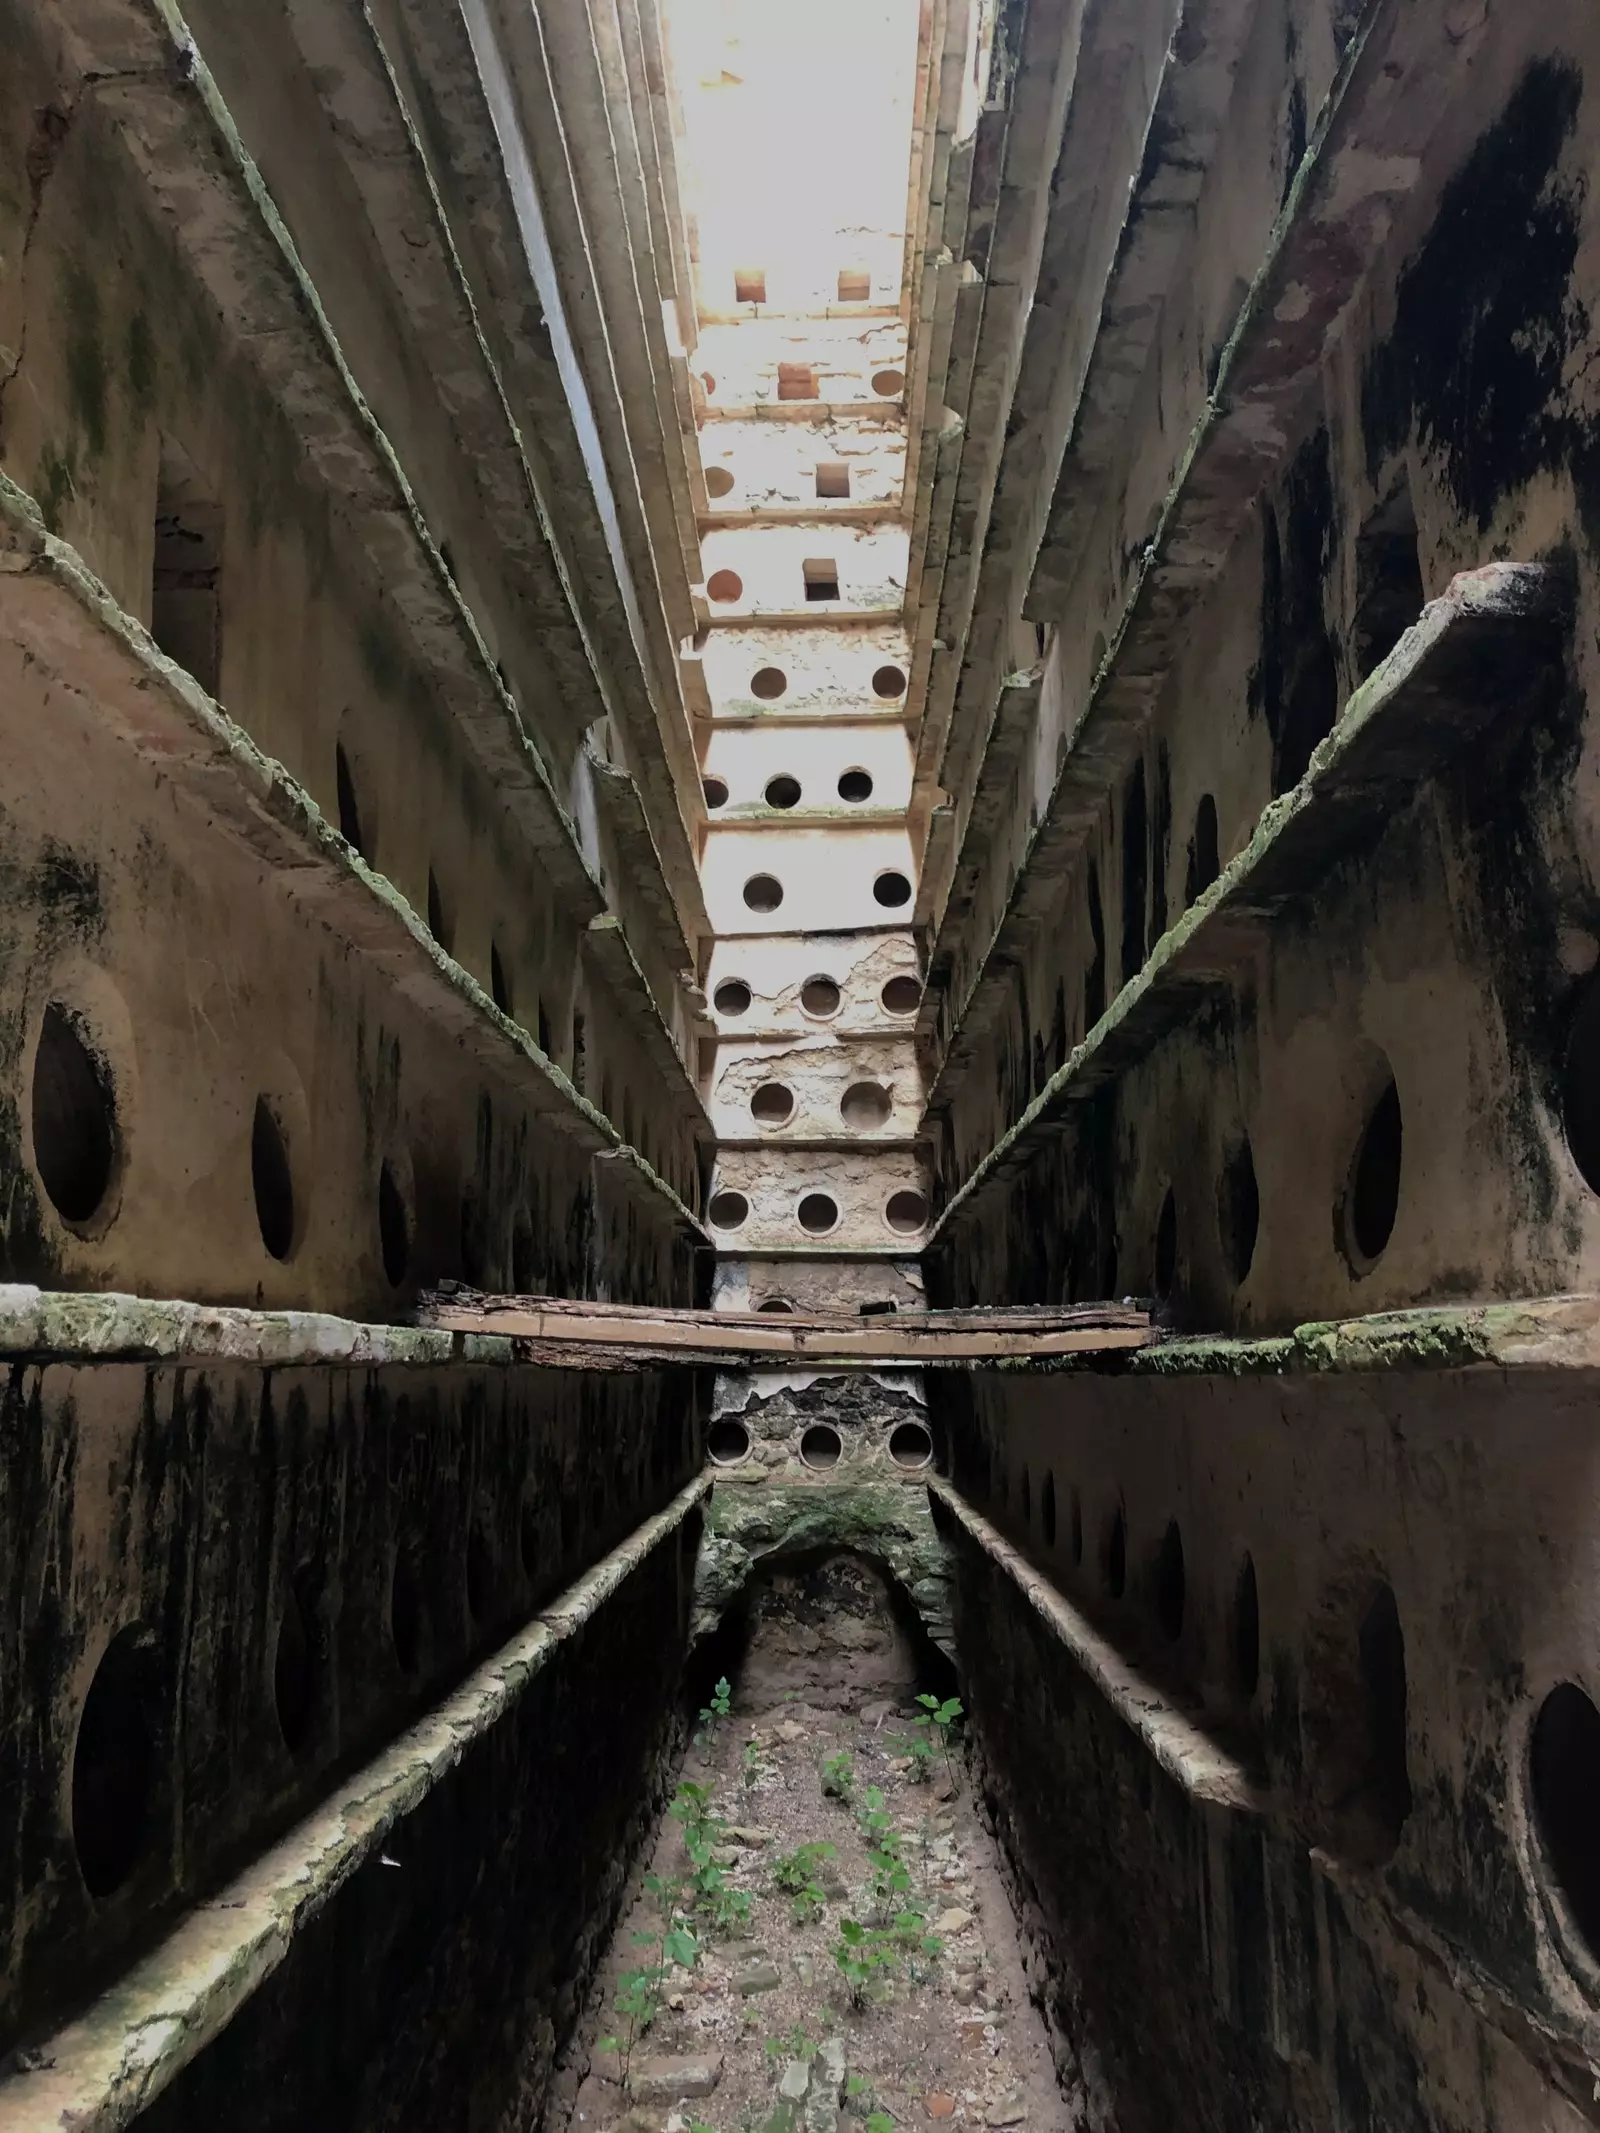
[772,1839,836,1924]
[913,1694,963,1788]
[890,1728,937,1781]
[695,1675,733,1748]
[857,1787,911,1919]
[821,1748,855,1802]
[741,1737,763,1789]
[598,1881,698,2086]
[763,2019,818,2063]
[832,1916,900,2010]
[672,1779,753,1935]
[865,2113,896,2133]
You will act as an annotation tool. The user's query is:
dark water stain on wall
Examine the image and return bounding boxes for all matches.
[1251,427,1339,796]
[1363,60,1595,538]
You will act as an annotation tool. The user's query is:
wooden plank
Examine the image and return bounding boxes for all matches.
[416,1288,1153,1364]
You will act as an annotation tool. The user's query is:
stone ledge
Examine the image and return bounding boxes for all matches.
[0,471,705,1239]
[971,1292,1600,1379]
[929,1478,1263,1812]
[932,558,1570,1232]
[0,1475,711,2133]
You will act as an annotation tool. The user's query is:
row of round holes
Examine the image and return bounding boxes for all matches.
[1005,1472,1414,1865]
[705,1186,928,1237]
[1142,1068,1402,1313]
[67,1476,638,1898]
[704,769,876,809]
[33,1001,306,1265]
[740,869,911,915]
[746,1079,892,1130]
[32,1000,635,1291]
[1000,1461,1600,1954]
[707,1417,932,1470]
[713,973,922,1020]
[742,664,905,703]
[699,367,904,401]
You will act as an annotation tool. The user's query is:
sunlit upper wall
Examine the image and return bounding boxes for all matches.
[664,0,923,323]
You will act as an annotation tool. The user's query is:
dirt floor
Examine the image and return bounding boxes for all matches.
[559,1553,1063,2133]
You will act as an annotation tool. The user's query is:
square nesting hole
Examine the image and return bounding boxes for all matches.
[803,558,840,602]
[815,461,851,500]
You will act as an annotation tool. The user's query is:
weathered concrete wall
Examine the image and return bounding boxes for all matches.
[927,1345,1600,2128]
[127,1514,697,2132]
[928,20,1600,1335]
[0,0,708,1207]
[0,1332,699,2054]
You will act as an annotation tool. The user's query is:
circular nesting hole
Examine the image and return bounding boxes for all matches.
[801,976,842,1018]
[751,1082,795,1126]
[884,1189,927,1234]
[764,774,802,809]
[840,1081,892,1129]
[703,775,729,809]
[799,1423,843,1470]
[873,870,912,909]
[707,569,743,602]
[797,1191,839,1235]
[1343,1075,1402,1270]
[1157,1520,1185,1640]
[881,975,921,1015]
[32,1001,118,1227]
[872,665,907,700]
[708,1189,750,1231]
[705,465,735,498]
[252,1096,295,1262]
[871,368,905,397]
[751,666,788,700]
[1219,1136,1259,1288]
[888,1421,933,1469]
[743,873,784,913]
[708,1419,753,1465]
[72,1626,159,1897]
[756,1297,796,1314]
[378,1160,410,1288]
[1531,1681,1600,1961]
[838,768,874,802]
[714,978,752,1015]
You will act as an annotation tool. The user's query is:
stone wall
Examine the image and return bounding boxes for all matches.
[0,1324,700,2059]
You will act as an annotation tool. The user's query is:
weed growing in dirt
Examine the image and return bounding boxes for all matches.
[914,1694,963,1788]
[696,1675,733,1749]
[857,1788,911,1919]
[599,1874,698,2085]
[833,1916,900,2009]
[763,2019,818,2063]
[741,1737,763,1789]
[673,1778,754,1935]
[771,1839,836,1924]
[821,1748,855,1802]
